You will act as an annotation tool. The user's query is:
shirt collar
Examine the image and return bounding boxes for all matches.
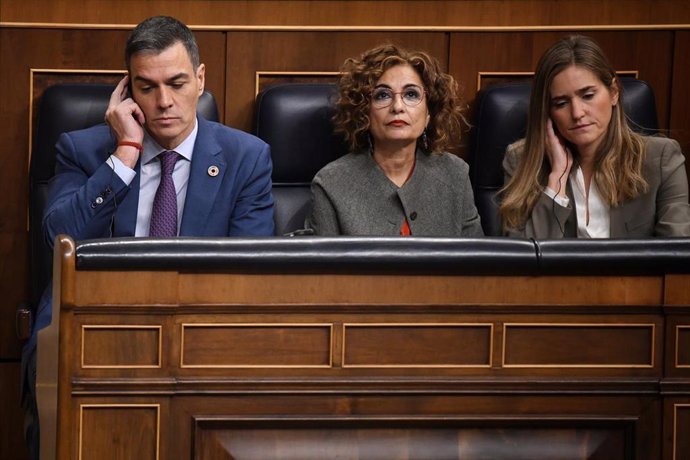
[141,117,199,165]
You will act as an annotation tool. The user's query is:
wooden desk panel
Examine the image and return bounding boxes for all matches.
[37,237,689,459]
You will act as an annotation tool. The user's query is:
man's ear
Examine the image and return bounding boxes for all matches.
[196,63,206,95]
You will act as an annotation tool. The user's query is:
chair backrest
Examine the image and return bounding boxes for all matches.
[255,83,348,235]
[469,77,659,236]
[29,83,218,306]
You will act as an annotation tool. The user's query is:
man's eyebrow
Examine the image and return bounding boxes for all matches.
[132,75,155,85]
[166,72,190,82]
[132,72,190,85]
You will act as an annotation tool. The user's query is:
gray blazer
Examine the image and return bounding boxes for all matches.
[306,150,483,237]
[503,136,690,238]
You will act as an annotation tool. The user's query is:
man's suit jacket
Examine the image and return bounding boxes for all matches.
[43,115,274,245]
[503,136,690,238]
[306,149,484,237]
[30,116,274,349]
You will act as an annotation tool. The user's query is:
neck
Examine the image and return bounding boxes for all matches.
[372,143,417,187]
[577,148,596,172]
[576,150,597,194]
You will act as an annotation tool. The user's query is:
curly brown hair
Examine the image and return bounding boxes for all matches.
[333,44,467,154]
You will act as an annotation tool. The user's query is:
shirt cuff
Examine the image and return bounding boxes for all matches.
[107,155,136,185]
[544,186,570,207]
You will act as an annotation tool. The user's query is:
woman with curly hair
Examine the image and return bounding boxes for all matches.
[305,44,483,236]
[501,35,690,237]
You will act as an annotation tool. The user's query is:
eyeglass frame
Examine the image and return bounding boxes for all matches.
[369,85,427,109]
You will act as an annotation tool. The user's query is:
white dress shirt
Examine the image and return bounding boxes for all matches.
[107,118,198,236]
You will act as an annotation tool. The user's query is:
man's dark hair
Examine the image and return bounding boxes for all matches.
[125,16,200,71]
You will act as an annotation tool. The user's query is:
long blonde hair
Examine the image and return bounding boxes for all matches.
[500,35,648,231]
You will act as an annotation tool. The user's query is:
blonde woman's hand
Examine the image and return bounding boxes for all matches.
[545,118,572,197]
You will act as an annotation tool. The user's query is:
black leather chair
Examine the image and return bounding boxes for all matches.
[255,83,348,235]
[469,77,659,236]
[20,83,218,337]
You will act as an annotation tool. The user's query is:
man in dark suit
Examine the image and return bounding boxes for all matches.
[23,15,274,458]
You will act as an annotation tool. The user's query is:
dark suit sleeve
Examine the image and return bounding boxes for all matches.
[42,132,130,248]
[227,142,275,236]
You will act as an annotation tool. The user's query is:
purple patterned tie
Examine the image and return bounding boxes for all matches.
[149,151,180,237]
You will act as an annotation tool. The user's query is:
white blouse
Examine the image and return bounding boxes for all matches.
[544,165,610,238]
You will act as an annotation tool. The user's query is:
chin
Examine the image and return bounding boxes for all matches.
[151,127,181,139]
[381,135,417,144]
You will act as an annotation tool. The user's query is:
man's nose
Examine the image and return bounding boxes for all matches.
[157,87,173,108]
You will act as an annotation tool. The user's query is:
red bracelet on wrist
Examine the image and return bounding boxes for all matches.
[117,141,143,152]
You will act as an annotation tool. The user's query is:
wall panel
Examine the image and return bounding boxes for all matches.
[2,0,690,27]
[225,31,447,132]
[0,363,29,459]
[449,30,674,125]
[671,31,690,179]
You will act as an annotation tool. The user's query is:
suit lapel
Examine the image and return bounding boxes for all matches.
[610,203,628,237]
[563,182,578,237]
[180,118,226,236]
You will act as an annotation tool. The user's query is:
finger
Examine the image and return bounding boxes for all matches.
[110,75,129,106]
[559,136,568,152]
[546,118,561,144]
[131,104,146,126]
[545,123,558,153]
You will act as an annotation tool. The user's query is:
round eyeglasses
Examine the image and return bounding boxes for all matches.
[370,85,426,108]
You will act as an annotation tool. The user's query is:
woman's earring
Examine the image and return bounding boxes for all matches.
[368,132,374,154]
[422,129,429,151]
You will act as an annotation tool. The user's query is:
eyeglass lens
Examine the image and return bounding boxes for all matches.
[371,85,424,108]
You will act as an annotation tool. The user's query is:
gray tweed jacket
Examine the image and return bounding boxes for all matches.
[306,149,484,237]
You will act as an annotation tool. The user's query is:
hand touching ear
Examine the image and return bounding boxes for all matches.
[105,75,146,168]
[545,118,573,198]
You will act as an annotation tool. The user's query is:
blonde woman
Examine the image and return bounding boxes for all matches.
[501,35,690,238]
